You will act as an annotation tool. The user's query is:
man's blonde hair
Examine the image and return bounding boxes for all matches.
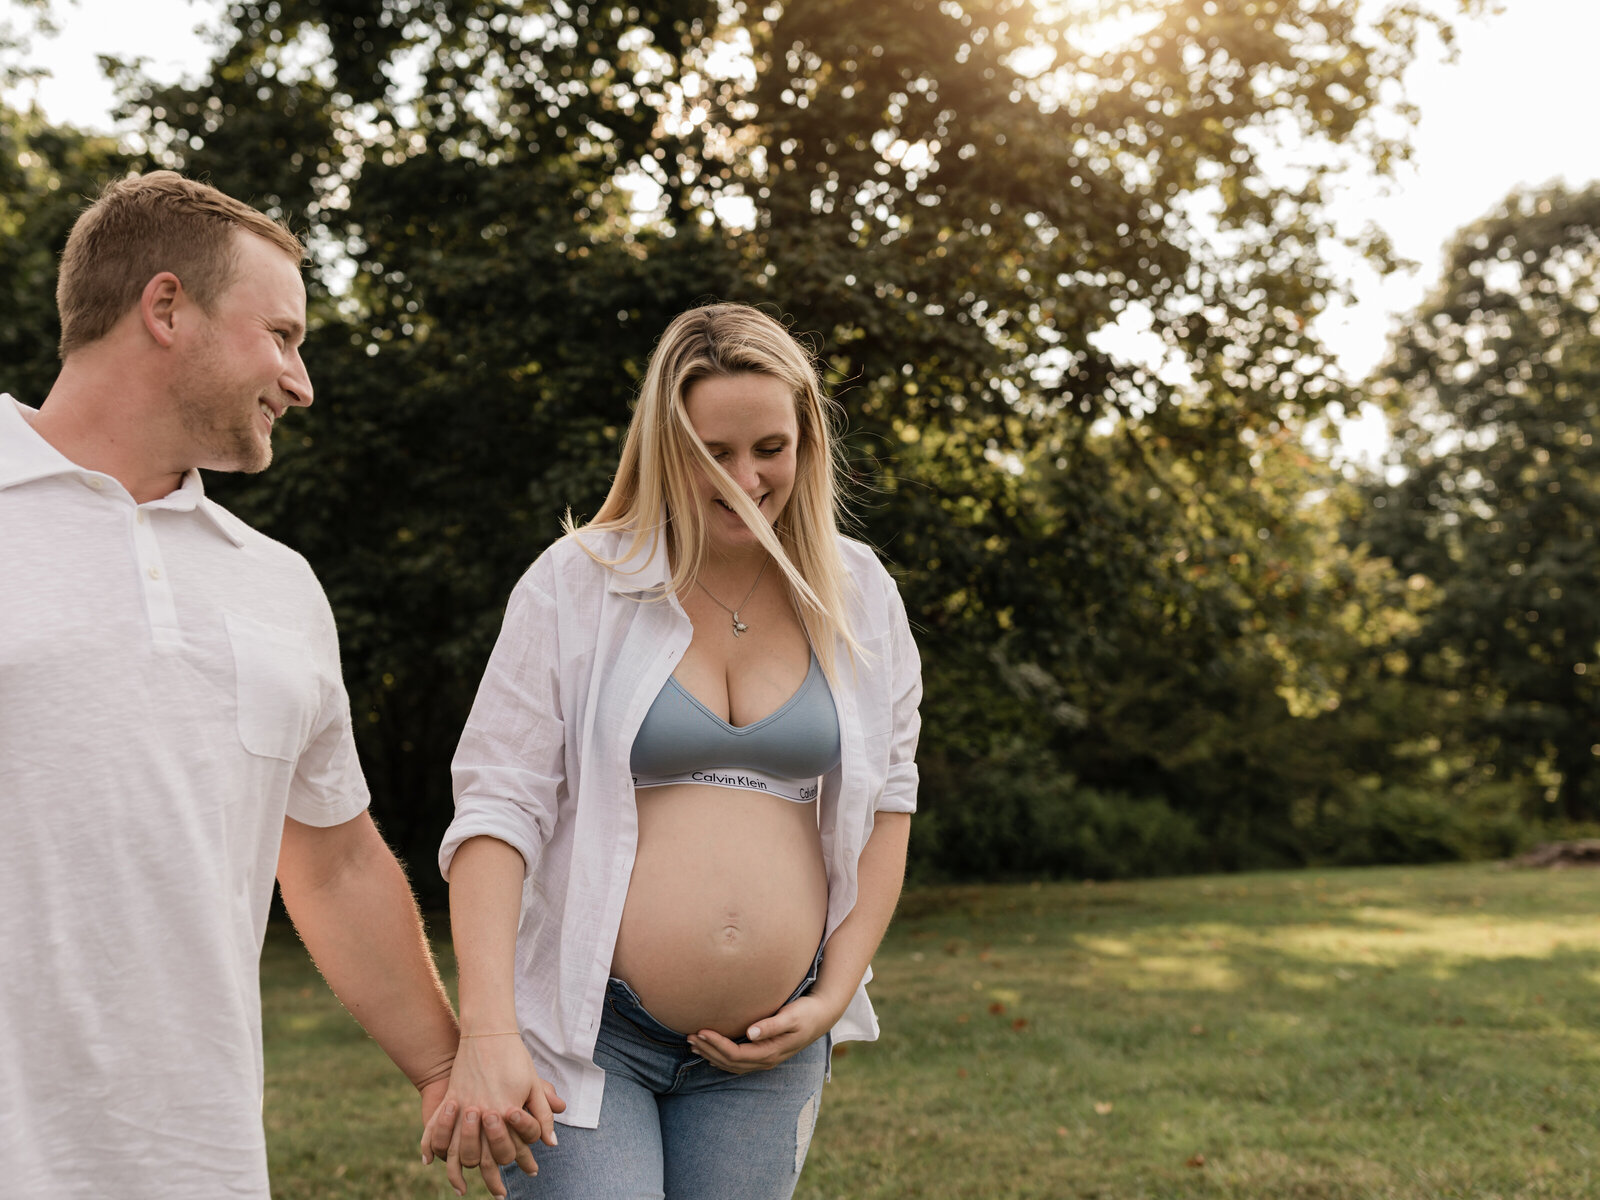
[569,302,863,679]
[56,171,304,358]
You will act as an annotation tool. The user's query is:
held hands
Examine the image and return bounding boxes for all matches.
[420,1033,566,1198]
[686,993,839,1075]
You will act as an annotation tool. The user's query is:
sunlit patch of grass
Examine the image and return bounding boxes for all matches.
[261,864,1600,1198]
[802,863,1600,1199]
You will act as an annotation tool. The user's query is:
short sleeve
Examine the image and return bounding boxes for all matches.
[285,587,370,827]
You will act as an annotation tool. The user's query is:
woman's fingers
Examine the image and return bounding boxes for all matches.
[689,1023,811,1074]
[523,1082,560,1148]
[688,1029,758,1073]
[543,1079,568,1114]
[747,1010,799,1041]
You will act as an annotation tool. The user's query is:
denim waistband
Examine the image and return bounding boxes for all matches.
[607,941,825,1044]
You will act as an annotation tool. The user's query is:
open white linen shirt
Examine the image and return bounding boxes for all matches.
[440,528,921,1128]
[0,396,370,1198]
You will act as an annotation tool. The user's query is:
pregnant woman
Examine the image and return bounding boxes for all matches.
[425,302,922,1198]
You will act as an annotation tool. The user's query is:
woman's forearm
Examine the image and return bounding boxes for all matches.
[449,835,528,1033]
[810,811,911,1017]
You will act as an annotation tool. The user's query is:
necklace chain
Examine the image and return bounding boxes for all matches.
[696,557,770,638]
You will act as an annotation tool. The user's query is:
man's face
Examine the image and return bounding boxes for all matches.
[170,231,312,474]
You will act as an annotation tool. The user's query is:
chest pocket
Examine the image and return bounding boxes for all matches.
[224,612,322,762]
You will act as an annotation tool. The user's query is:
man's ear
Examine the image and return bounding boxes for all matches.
[139,272,184,348]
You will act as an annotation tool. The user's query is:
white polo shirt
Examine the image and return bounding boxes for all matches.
[0,396,370,1198]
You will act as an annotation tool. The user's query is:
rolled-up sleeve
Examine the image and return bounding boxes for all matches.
[876,576,922,814]
[440,574,565,880]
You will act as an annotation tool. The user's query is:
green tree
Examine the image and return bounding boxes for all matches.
[1365,182,1600,821]
[0,102,130,401]
[731,0,1487,869]
[2,0,132,400]
[0,0,1491,880]
[104,0,735,867]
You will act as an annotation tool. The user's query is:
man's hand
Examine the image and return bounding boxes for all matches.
[685,993,838,1075]
[420,1034,564,1197]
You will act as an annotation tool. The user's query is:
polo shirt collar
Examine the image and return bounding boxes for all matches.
[0,395,77,492]
[152,474,248,548]
[0,394,245,548]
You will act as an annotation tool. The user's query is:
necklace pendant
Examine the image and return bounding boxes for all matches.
[732,615,748,637]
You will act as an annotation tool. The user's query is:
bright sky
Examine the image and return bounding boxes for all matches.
[7,0,1600,461]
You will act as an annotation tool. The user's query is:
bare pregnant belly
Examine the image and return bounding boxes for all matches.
[612,783,828,1038]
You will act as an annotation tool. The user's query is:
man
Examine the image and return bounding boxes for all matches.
[0,172,535,1197]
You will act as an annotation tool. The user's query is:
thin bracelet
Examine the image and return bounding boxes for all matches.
[460,1030,522,1038]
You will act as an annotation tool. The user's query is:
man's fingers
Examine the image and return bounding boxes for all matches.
[481,1112,523,1167]
[477,1141,508,1199]
[458,1109,483,1169]
[425,1100,458,1165]
[503,1107,544,1173]
[445,1114,468,1197]
[513,1141,539,1179]
[505,1107,542,1145]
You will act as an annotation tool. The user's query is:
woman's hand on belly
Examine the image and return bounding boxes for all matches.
[686,991,842,1075]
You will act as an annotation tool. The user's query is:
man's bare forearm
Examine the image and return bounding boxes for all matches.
[278,813,459,1090]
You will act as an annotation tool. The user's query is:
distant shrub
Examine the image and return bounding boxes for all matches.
[1302,781,1529,866]
[908,757,1206,882]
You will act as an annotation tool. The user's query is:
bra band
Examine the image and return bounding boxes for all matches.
[631,768,819,804]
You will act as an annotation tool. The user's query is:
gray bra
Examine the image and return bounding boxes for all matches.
[630,654,841,804]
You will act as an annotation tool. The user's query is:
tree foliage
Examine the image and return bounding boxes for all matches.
[0,0,1511,887]
[0,100,130,398]
[1365,182,1600,821]
[97,0,742,855]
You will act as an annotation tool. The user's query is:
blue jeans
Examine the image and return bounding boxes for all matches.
[502,953,828,1200]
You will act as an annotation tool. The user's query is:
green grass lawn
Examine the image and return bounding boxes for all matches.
[264,862,1600,1199]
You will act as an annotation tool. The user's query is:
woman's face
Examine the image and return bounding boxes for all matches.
[683,372,800,554]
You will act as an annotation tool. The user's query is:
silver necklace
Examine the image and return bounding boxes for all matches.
[696,557,770,638]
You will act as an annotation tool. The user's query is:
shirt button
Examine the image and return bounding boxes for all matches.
[147,566,161,581]
[86,477,103,490]
[136,511,148,525]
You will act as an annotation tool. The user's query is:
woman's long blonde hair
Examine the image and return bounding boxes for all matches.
[567,302,861,678]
